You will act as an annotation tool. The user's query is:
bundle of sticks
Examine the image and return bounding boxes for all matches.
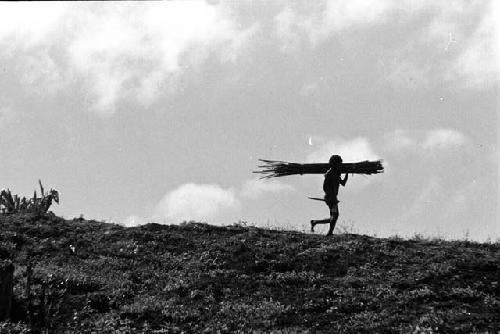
[254,159,384,179]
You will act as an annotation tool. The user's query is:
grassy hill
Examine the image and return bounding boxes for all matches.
[0,213,499,333]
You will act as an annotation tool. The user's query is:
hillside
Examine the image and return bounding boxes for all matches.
[0,213,499,333]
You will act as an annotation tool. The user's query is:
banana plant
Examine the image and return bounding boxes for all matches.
[36,180,59,214]
[0,181,60,215]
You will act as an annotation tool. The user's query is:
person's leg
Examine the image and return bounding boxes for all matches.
[326,212,339,235]
[311,200,333,232]
[311,218,330,232]
[326,204,339,235]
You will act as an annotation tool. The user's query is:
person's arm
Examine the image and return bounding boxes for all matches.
[340,173,348,186]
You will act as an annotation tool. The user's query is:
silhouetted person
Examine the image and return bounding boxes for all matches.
[310,155,348,235]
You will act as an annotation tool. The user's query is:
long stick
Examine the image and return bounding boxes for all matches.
[307,197,325,202]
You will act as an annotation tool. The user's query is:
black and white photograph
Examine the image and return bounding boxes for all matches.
[0,1,498,332]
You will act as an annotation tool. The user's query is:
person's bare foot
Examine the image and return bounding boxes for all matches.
[310,220,316,232]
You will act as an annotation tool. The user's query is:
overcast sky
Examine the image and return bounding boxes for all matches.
[0,1,498,241]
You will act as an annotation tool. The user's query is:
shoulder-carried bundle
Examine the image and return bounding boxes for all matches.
[254,159,384,179]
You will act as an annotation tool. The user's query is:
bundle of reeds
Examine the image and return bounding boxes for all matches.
[254,159,384,179]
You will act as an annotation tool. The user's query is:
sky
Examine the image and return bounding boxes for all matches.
[0,1,498,241]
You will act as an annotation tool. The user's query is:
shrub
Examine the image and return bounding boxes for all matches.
[0,181,59,216]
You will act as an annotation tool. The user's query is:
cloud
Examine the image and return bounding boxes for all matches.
[275,1,498,89]
[67,3,258,115]
[422,129,467,150]
[319,0,391,35]
[449,1,499,88]
[384,128,468,153]
[0,2,68,50]
[383,129,416,151]
[153,183,239,223]
[274,0,398,48]
[0,2,259,117]
[418,0,498,88]
[240,179,295,199]
[402,1,498,89]
[307,137,380,163]
[220,22,261,63]
[0,3,69,96]
[306,137,382,189]
[275,0,393,47]
[274,6,300,52]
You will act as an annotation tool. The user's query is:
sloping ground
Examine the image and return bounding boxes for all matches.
[0,213,499,333]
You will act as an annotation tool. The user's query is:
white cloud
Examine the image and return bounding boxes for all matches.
[0,2,259,116]
[0,3,70,96]
[422,129,467,150]
[275,1,498,89]
[320,0,391,35]
[383,129,416,151]
[306,137,382,189]
[67,3,257,115]
[274,6,299,52]
[405,1,498,89]
[307,137,380,163]
[153,183,239,223]
[450,1,499,88]
[220,22,261,63]
[384,128,468,152]
[0,2,68,50]
[273,8,310,50]
[419,0,499,88]
[274,0,394,48]
[240,178,295,199]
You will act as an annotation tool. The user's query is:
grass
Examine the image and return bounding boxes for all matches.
[0,212,499,333]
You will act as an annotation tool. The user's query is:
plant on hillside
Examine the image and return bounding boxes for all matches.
[0,180,59,215]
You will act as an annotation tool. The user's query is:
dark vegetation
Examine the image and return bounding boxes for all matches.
[0,213,499,333]
[0,181,59,216]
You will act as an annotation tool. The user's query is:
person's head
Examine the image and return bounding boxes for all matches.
[329,155,343,168]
